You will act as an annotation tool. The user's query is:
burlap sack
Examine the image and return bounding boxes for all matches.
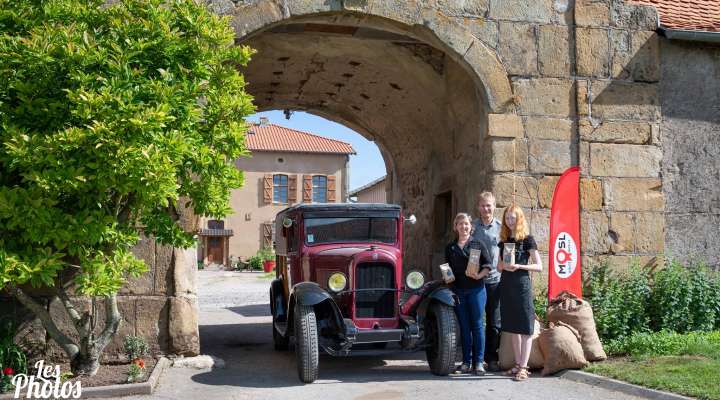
[498,319,544,370]
[547,291,607,361]
[539,321,588,376]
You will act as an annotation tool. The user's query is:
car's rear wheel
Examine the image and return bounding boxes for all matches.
[425,302,459,375]
[294,304,319,383]
[270,289,289,351]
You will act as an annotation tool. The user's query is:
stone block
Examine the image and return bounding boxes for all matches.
[575,0,610,26]
[420,8,475,57]
[136,296,170,354]
[123,235,156,295]
[590,143,662,177]
[579,119,651,144]
[174,247,198,296]
[489,0,553,23]
[576,27,609,78]
[287,0,342,15]
[438,0,490,16]
[538,25,571,77]
[454,17,499,48]
[169,295,200,356]
[604,178,664,211]
[577,79,660,121]
[579,140,591,174]
[231,1,284,37]
[491,174,538,208]
[538,176,559,208]
[581,211,609,254]
[524,117,573,141]
[513,78,575,117]
[608,212,634,253]
[610,2,658,30]
[580,178,603,210]
[584,255,658,274]
[498,22,537,76]
[529,139,572,174]
[489,138,528,172]
[529,208,551,252]
[488,113,524,137]
[154,243,174,295]
[634,212,664,253]
[611,30,660,82]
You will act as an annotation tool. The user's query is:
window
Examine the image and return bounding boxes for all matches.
[304,217,397,245]
[208,220,225,229]
[312,175,327,203]
[273,174,288,204]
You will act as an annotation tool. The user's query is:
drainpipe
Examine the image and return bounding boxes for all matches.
[660,28,720,44]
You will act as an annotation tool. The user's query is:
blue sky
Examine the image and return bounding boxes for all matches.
[246,110,386,190]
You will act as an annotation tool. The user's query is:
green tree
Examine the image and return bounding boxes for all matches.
[0,0,254,375]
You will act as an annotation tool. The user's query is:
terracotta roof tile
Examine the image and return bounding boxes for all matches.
[245,123,355,155]
[631,0,720,32]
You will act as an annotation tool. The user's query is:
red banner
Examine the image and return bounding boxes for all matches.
[548,166,582,300]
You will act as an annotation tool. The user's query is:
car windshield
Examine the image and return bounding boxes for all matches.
[304,217,397,245]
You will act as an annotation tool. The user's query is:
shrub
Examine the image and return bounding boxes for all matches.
[0,320,27,394]
[123,335,149,361]
[248,255,263,271]
[126,362,145,383]
[257,247,275,262]
[604,330,720,358]
[584,261,651,341]
[534,287,549,321]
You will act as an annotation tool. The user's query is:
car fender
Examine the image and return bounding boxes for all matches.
[288,282,345,337]
[415,285,458,319]
[270,279,287,321]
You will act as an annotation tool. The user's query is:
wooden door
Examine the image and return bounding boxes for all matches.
[207,237,223,264]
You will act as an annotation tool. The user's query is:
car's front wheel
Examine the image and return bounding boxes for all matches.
[425,302,459,375]
[294,304,319,383]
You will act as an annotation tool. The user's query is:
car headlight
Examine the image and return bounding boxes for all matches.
[327,272,348,293]
[405,270,425,290]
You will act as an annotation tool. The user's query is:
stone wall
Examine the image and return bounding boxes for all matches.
[660,39,720,269]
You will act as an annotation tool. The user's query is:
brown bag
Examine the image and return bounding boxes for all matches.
[498,318,544,370]
[547,291,607,361]
[539,321,588,376]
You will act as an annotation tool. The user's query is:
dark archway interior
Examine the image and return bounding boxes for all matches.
[240,13,491,272]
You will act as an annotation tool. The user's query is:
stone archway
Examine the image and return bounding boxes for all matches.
[226,3,515,270]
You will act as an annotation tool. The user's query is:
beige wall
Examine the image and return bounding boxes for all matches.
[201,151,349,260]
[354,179,387,203]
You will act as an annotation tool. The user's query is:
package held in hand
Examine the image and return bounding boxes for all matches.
[439,263,455,283]
[466,248,481,277]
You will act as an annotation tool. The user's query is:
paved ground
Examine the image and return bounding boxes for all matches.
[120,270,642,400]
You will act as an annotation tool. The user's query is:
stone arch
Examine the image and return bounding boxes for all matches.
[227,0,514,113]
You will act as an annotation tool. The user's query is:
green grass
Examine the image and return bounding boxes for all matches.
[585,331,720,400]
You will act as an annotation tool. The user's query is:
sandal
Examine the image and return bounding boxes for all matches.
[513,367,529,381]
[504,364,520,376]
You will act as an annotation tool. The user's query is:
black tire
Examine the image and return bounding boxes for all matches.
[294,304,319,383]
[270,289,289,351]
[425,302,459,376]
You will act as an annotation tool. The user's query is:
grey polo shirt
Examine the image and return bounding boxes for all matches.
[471,217,502,284]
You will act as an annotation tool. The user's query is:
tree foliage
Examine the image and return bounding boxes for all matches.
[0,0,254,373]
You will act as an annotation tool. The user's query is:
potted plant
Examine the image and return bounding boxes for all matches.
[258,247,275,273]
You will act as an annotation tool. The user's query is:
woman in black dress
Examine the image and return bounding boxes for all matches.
[497,205,543,381]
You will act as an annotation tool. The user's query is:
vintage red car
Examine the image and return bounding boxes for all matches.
[270,203,459,383]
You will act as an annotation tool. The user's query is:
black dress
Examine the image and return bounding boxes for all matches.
[498,236,537,335]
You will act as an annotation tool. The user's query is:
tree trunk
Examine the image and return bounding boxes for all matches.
[70,350,101,376]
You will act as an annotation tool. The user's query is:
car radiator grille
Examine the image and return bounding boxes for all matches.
[355,262,395,318]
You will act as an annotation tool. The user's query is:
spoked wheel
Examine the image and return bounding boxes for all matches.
[294,304,319,383]
[425,302,459,375]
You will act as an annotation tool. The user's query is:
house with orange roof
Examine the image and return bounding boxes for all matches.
[197,118,355,267]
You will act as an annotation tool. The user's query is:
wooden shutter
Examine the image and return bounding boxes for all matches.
[327,175,336,202]
[302,175,312,202]
[288,174,298,204]
[263,174,272,204]
[262,223,273,248]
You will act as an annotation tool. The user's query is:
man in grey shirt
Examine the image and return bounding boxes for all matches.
[472,191,502,371]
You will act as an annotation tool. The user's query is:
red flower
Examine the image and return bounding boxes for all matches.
[132,359,146,369]
[2,367,14,375]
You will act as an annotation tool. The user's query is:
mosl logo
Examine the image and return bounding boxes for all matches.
[553,232,577,279]
[11,360,81,399]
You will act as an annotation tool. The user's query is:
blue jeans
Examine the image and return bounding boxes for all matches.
[453,286,487,366]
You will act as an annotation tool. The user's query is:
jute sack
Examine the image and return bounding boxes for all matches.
[498,319,544,370]
[547,291,607,361]
[539,321,588,376]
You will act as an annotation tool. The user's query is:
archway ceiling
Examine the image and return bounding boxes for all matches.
[241,24,461,166]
